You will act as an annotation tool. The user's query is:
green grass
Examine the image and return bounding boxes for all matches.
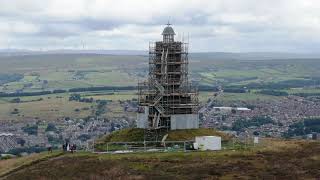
[286,88,320,94]
[199,91,279,103]
[0,91,279,121]
[2,54,320,93]
[98,128,145,143]
[21,75,38,82]
[83,91,136,101]
[166,128,231,141]
[97,128,231,144]
[0,90,138,121]
[0,93,93,121]
[0,151,63,177]
[3,140,320,180]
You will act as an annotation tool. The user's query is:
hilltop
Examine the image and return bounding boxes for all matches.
[94,128,232,151]
[0,139,319,179]
[97,128,231,143]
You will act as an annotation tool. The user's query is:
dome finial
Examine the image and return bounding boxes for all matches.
[166,21,171,26]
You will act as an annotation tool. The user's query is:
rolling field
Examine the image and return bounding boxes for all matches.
[1,54,320,93]
[1,53,320,121]
[0,91,136,121]
[0,54,143,92]
[199,91,281,103]
[0,94,92,121]
[0,90,280,121]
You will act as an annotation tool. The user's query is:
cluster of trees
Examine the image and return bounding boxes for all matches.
[236,79,320,90]
[78,134,91,141]
[11,108,19,114]
[258,90,289,96]
[223,88,247,93]
[95,100,109,116]
[0,73,23,85]
[9,97,43,103]
[284,118,320,137]
[10,98,21,103]
[7,146,48,155]
[293,92,320,97]
[69,94,94,103]
[0,91,52,97]
[232,116,274,131]
[47,135,63,144]
[69,86,136,92]
[197,85,247,93]
[45,123,58,132]
[22,124,38,135]
[0,86,138,98]
[197,86,220,91]
[68,94,109,116]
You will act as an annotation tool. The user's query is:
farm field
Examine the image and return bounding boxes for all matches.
[0,90,281,121]
[200,91,281,103]
[0,54,144,93]
[1,53,320,122]
[1,54,320,93]
[0,91,138,121]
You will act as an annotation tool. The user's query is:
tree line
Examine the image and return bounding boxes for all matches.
[0,85,250,98]
[0,86,137,97]
[284,117,320,137]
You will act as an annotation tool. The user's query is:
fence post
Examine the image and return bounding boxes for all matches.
[144,140,146,152]
[107,143,109,153]
[93,140,95,153]
[184,141,186,152]
[232,138,235,150]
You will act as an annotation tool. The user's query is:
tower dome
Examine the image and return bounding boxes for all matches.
[162,23,175,43]
[162,26,175,35]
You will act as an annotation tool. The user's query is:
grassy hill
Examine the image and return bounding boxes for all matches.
[97,128,232,143]
[1,139,319,179]
[94,128,232,152]
[0,151,62,178]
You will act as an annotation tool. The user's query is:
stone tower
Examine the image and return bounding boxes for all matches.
[138,24,199,130]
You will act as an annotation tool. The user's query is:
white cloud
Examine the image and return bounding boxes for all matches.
[0,0,319,52]
[0,20,39,35]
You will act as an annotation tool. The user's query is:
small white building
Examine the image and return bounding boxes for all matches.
[194,136,221,151]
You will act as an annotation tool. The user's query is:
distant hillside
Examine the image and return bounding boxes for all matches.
[190,52,320,60]
[0,49,147,56]
[1,49,320,60]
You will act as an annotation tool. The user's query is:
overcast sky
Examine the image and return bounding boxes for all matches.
[0,0,319,52]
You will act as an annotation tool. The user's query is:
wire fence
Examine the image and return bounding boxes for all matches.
[86,137,267,154]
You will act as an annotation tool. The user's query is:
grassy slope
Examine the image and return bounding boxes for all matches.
[2,140,320,179]
[97,128,231,143]
[166,128,231,141]
[0,151,62,177]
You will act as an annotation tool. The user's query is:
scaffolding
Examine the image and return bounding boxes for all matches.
[138,24,199,130]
